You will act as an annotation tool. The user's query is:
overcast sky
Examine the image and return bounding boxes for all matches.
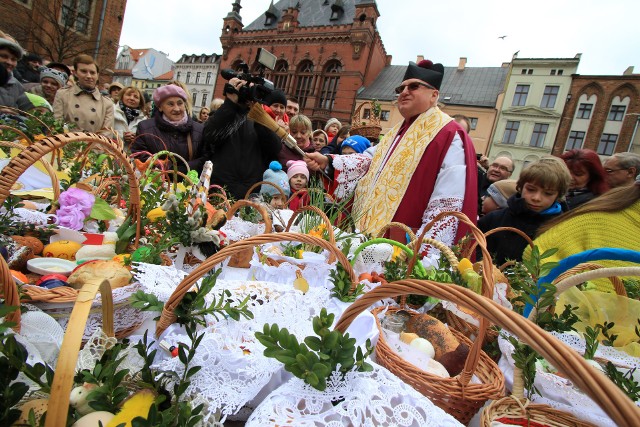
[119,0,639,76]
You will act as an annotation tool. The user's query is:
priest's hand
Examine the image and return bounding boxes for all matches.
[305,152,329,172]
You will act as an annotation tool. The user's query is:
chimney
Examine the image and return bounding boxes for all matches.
[416,55,424,63]
[458,57,467,71]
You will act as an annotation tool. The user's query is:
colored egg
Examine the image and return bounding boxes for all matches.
[42,240,82,260]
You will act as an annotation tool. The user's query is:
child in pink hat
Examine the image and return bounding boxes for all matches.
[287,160,310,211]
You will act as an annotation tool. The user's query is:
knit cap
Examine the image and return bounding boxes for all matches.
[486,179,518,209]
[264,89,287,107]
[324,118,341,132]
[341,135,371,154]
[40,67,68,87]
[286,160,309,181]
[261,161,290,196]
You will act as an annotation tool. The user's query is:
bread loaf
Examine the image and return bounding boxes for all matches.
[67,260,132,289]
[437,343,470,376]
[405,314,459,359]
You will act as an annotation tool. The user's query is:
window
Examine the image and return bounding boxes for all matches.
[530,123,549,148]
[186,72,191,84]
[512,84,529,106]
[528,69,533,75]
[62,0,92,33]
[205,72,212,85]
[192,92,197,106]
[576,103,592,119]
[558,70,564,75]
[317,60,342,110]
[550,69,556,76]
[597,134,618,155]
[201,93,208,107]
[521,69,527,75]
[273,60,289,91]
[380,110,390,121]
[294,61,314,109]
[502,121,519,144]
[196,72,201,84]
[608,105,626,121]
[363,109,371,119]
[540,85,559,109]
[176,71,181,81]
[469,117,478,130]
[565,131,585,150]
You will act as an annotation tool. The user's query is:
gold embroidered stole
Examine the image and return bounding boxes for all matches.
[353,107,452,234]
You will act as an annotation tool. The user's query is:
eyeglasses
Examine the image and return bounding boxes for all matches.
[394,82,435,94]
[489,163,513,173]
[605,168,628,174]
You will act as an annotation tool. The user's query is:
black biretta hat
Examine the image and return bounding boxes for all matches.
[403,59,445,90]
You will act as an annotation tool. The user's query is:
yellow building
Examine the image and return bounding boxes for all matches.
[354,57,508,155]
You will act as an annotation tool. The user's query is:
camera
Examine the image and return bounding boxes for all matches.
[221,48,276,103]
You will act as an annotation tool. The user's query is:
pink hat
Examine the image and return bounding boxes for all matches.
[286,160,309,180]
[153,84,187,105]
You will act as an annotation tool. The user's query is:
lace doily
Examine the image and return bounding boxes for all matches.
[76,328,145,374]
[245,362,462,426]
[416,196,463,266]
[352,242,394,276]
[220,217,268,242]
[12,207,55,225]
[35,282,146,341]
[16,309,64,366]
[133,263,190,302]
[331,153,372,201]
[498,333,640,426]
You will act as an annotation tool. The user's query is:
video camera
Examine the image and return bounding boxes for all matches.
[221,48,277,104]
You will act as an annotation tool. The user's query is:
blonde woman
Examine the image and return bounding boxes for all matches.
[113,86,146,145]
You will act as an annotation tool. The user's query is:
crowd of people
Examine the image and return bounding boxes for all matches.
[2,30,639,267]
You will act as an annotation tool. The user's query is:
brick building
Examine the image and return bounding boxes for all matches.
[0,0,127,73]
[216,0,391,128]
[552,70,640,157]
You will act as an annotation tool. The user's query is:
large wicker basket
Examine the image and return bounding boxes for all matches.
[224,199,273,268]
[334,279,640,427]
[350,101,382,139]
[0,131,143,339]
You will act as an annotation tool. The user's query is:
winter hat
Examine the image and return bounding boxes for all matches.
[153,84,187,105]
[261,161,290,196]
[24,53,42,63]
[486,179,518,209]
[286,160,309,181]
[46,61,71,77]
[264,89,287,107]
[312,129,329,144]
[0,37,24,60]
[108,82,124,92]
[403,59,444,90]
[340,135,371,154]
[25,93,52,111]
[324,118,341,132]
[40,67,68,87]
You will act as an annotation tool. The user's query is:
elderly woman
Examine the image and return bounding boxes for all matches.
[131,85,204,174]
[113,86,146,145]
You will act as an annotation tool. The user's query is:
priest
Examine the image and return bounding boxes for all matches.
[306,59,477,264]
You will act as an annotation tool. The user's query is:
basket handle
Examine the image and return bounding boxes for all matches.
[155,232,357,337]
[0,132,142,247]
[45,279,114,427]
[527,266,640,320]
[462,227,534,262]
[226,199,273,234]
[244,180,287,200]
[1,255,20,331]
[285,205,337,262]
[334,279,640,427]
[0,140,61,207]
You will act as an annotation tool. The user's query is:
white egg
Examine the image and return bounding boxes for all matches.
[71,411,115,427]
[410,337,435,358]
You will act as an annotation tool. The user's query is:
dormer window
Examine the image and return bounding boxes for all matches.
[265,0,278,26]
[265,15,273,25]
[330,0,344,20]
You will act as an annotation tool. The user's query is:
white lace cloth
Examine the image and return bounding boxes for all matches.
[133,263,379,423]
[32,282,146,341]
[249,243,337,289]
[498,333,640,426]
[245,361,462,426]
[331,153,372,201]
[11,207,55,225]
[220,216,269,242]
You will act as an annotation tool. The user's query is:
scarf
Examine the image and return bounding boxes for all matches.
[162,112,188,126]
[353,107,451,234]
[540,201,562,216]
[119,102,140,124]
[78,85,96,95]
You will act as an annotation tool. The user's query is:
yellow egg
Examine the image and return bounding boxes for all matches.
[146,207,166,222]
[112,254,131,265]
[72,411,115,427]
[42,240,83,260]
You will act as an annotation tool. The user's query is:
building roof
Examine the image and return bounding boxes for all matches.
[244,0,366,31]
[176,53,220,64]
[358,64,509,107]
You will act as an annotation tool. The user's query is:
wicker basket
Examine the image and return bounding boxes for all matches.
[350,101,382,139]
[0,132,143,339]
[225,199,273,268]
[334,279,640,427]
[155,232,357,337]
[1,255,20,330]
[483,264,639,427]
[244,180,287,201]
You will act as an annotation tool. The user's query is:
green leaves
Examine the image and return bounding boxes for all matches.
[604,362,640,402]
[329,264,364,302]
[255,308,374,391]
[90,196,117,220]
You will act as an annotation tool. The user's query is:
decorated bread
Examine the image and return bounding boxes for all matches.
[67,260,132,289]
[405,313,460,359]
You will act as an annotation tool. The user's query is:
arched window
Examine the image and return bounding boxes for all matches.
[294,60,314,110]
[317,60,342,111]
[272,60,289,91]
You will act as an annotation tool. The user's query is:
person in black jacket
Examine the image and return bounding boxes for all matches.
[478,157,571,265]
[132,84,204,174]
[202,77,282,200]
